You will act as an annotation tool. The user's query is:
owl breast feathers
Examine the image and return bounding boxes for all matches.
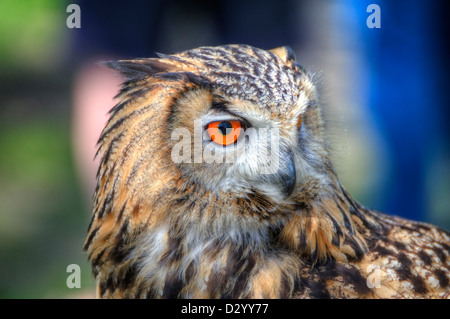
[84,44,450,299]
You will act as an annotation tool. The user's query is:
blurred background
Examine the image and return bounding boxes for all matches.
[0,0,448,298]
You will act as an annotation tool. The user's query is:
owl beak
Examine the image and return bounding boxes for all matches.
[258,150,296,199]
[276,150,296,198]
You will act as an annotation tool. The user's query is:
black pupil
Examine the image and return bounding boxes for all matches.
[218,121,232,135]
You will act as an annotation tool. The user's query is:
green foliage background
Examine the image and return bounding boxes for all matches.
[0,0,94,298]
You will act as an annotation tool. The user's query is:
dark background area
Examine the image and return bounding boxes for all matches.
[0,0,448,298]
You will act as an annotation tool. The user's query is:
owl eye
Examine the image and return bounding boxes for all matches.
[207,120,242,146]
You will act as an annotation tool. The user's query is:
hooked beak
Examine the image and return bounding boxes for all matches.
[258,149,296,199]
[275,150,296,198]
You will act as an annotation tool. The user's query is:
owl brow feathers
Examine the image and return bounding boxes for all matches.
[104,45,303,110]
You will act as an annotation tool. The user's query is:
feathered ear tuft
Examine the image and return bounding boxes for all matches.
[269,46,296,65]
[101,59,174,79]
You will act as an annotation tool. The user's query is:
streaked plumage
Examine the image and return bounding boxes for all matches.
[84,44,450,299]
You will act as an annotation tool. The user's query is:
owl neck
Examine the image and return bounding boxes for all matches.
[87,174,382,298]
[155,176,381,265]
[127,179,382,298]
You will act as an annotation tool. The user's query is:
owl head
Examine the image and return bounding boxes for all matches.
[88,46,372,294]
[100,45,332,210]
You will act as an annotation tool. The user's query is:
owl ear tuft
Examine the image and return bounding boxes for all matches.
[102,59,174,79]
[269,46,296,65]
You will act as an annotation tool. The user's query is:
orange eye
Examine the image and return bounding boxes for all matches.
[207,120,242,146]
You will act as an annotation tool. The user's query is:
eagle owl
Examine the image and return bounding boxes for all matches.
[84,44,450,299]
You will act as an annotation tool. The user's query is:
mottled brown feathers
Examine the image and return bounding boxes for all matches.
[85,44,450,299]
